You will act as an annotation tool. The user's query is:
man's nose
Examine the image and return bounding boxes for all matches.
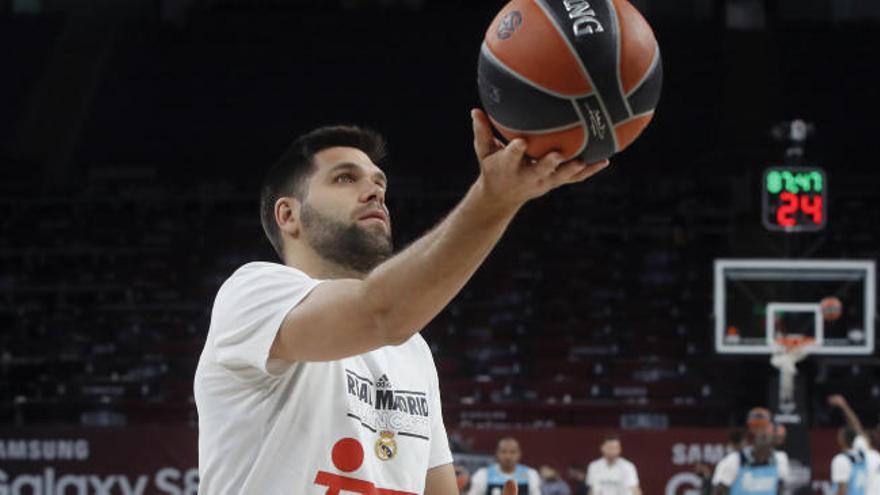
[362,182,386,205]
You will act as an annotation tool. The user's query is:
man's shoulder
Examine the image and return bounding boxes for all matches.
[619,457,637,469]
[228,261,313,281]
[215,262,316,298]
[718,451,740,466]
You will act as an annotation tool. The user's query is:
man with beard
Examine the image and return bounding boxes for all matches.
[194,109,609,494]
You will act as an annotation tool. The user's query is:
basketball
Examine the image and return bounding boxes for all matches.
[746,407,773,432]
[820,296,843,321]
[477,0,662,162]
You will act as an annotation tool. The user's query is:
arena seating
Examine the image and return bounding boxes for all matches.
[2,163,878,428]
[2,7,879,430]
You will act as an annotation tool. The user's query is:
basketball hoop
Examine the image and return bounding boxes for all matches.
[774,335,816,352]
[770,336,815,412]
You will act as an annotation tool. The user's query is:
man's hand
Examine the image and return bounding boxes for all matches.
[271,109,610,364]
[471,108,609,212]
[827,393,867,438]
[503,479,518,495]
[827,394,847,409]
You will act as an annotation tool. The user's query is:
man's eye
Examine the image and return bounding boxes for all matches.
[334,174,356,183]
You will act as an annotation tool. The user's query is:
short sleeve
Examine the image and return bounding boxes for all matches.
[467,467,487,495]
[586,462,596,488]
[775,452,790,484]
[831,454,852,483]
[712,452,740,487]
[211,262,321,377]
[425,341,454,469]
[528,468,542,494]
[625,460,639,487]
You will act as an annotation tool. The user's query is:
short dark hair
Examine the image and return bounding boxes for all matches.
[497,436,520,448]
[602,433,620,443]
[259,125,387,258]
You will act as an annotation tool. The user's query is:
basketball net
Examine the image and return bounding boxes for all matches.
[770,337,814,411]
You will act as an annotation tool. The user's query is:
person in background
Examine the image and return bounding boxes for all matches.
[567,464,589,495]
[830,427,867,495]
[539,465,571,495]
[468,437,542,495]
[586,434,641,495]
[697,430,747,495]
[828,394,879,494]
[455,464,471,494]
[694,462,714,495]
[712,407,783,495]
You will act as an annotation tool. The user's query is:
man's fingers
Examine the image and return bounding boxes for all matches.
[502,479,518,495]
[533,152,565,177]
[472,109,498,160]
[568,159,610,183]
[502,138,528,164]
[554,159,610,185]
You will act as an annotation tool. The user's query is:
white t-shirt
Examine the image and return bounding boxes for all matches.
[467,464,541,495]
[854,435,880,494]
[831,452,857,485]
[774,451,791,485]
[586,457,639,495]
[194,262,453,494]
[712,450,789,487]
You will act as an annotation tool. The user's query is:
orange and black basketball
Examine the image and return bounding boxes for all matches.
[478,0,662,162]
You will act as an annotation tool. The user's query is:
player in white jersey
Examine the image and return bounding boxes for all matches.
[193,112,609,494]
[586,434,641,495]
[828,395,880,494]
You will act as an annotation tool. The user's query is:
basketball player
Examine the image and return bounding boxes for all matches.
[193,110,609,494]
[828,394,880,494]
[468,437,542,495]
[831,428,868,495]
[712,408,784,495]
[585,434,641,495]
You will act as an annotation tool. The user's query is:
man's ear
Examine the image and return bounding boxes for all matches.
[275,196,302,240]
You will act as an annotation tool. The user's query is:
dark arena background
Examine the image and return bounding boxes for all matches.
[2,0,880,494]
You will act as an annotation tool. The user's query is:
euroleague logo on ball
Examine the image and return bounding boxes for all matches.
[496,10,523,40]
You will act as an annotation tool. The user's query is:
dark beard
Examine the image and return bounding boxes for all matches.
[300,201,393,275]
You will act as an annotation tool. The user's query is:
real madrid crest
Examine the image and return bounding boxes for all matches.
[374,430,397,461]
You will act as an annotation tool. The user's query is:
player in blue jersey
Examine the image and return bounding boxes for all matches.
[468,437,541,495]
[712,408,783,495]
[831,427,868,495]
[828,394,880,494]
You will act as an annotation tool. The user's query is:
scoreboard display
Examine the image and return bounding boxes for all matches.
[762,166,827,232]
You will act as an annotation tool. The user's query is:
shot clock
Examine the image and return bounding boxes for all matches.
[762,166,827,232]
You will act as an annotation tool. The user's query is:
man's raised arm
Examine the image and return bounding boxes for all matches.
[270,110,608,363]
[828,394,867,439]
